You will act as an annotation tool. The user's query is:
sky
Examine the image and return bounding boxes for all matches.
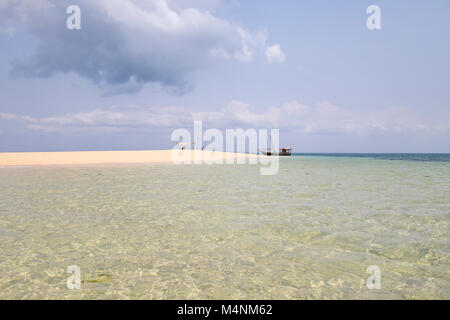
[0,0,449,152]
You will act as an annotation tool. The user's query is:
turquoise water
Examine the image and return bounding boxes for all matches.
[293,153,450,162]
[0,156,449,299]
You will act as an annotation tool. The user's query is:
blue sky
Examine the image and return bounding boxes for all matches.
[0,0,449,152]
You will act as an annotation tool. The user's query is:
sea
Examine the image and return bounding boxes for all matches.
[0,154,448,299]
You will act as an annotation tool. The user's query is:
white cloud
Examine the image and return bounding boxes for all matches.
[0,0,272,93]
[213,100,449,135]
[0,113,19,121]
[265,44,286,64]
[2,101,449,135]
[0,106,192,133]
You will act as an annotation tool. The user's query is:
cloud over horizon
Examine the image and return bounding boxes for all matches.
[0,0,273,93]
[1,100,448,136]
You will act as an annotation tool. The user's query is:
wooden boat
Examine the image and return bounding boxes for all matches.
[259,148,292,156]
[259,133,292,156]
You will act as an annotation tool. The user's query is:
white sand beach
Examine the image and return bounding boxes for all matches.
[0,150,257,166]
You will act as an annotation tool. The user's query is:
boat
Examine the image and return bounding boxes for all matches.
[258,132,292,156]
[259,148,292,156]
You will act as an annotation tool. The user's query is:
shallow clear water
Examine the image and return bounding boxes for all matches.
[0,156,449,299]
